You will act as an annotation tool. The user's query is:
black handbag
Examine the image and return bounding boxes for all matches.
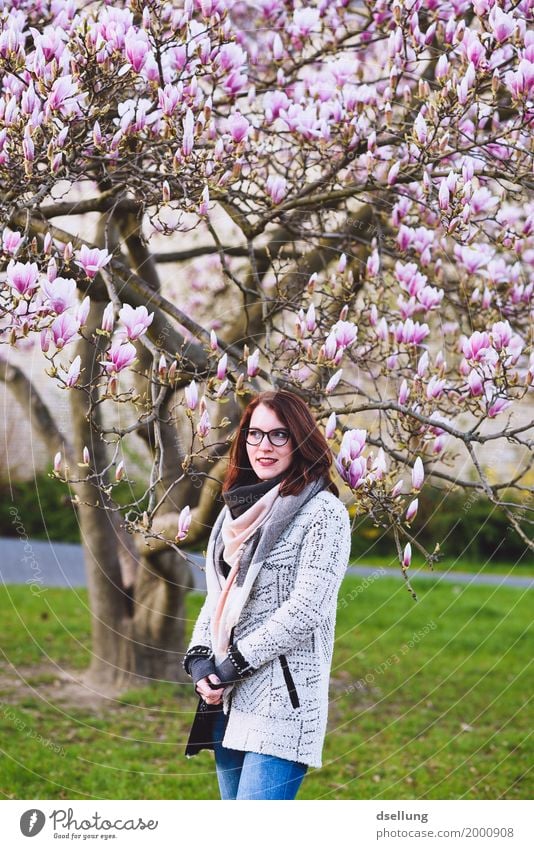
[185,695,224,757]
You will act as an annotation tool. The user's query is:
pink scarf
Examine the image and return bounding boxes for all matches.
[210,483,281,664]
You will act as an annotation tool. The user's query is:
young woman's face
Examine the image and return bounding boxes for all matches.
[245,403,294,480]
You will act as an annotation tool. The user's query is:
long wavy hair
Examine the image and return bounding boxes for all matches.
[222,390,339,497]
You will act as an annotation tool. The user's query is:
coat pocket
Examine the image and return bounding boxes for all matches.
[278,654,300,709]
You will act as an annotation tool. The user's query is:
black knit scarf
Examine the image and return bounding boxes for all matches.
[222,470,287,519]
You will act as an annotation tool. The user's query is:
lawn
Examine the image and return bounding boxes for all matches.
[0,573,531,800]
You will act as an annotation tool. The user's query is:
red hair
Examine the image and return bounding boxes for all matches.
[222,390,339,497]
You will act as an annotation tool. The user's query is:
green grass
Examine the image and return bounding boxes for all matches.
[0,577,531,800]
[351,553,534,578]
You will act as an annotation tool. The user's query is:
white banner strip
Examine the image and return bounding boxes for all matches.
[3,800,532,848]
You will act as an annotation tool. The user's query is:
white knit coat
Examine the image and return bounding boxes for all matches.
[186,489,351,768]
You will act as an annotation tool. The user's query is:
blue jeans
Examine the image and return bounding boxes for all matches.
[212,708,308,800]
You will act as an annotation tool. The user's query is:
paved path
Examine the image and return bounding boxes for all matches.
[1,537,532,591]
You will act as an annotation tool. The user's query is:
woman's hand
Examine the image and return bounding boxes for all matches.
[195,674,225,705]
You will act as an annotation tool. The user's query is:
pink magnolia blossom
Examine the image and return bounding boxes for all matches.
[266,174,287,204]
[337,253,347,273]
[41,277,77,314]
[503,335,523,365]
[247,349,259,377]
[405,498,418,523]
[438,179,450,211]
[339,428,367,461]
[402,542,412,568]
[411,457,424,491]
[426,375,446,399]
[305,303,316,332]
[215,379,228,398]
[51,313,80,349]
[418,285,444,310]
[414,113,427,144]
[325,368,343,393]
[118,304,154,341]
[48,75,78,111]
[75,245,112,279]
[325,412,336,439]
[456,245,491,274]
[462,331,490,361]
[40,328,50,353]
[504,60,534,99]
[158,84,182,117]
[436,54,449,80]
[332,320,358,348]
[199,185,210,216]
[101,302,115,333]
[490,321,512,352]
[65,355,81,387]
[176,505,192,541]
[417,350,429,377]
[182,108,194,156]
[115,461,125,481]
[185,380,198,410]
[210,329,219,351]
[461,32,485,68]
[222,69,247,96]
[387,161,400,186]
[291,7,320,37]
[53,451,62,473]
[217,353,227,380]
[376,317,389,341]
[487,397,512,418]
[336,454,367,489]
[196,409,211,438]
[227,112,249,143]
[101,341,137,375]
[124,31,149,72]
[468,370,483,396]
[2,228,22,254]
[323,331,337,360]
[433,435,446,454]
[367,251,380,277]
[489,6,517,43]
[6,260,39,296]
[76,296,91,327]
[391,480,404,498]
[398,379,409,405]
[214,41,246,71]
[395,318,430,345]
[372,448,388,480]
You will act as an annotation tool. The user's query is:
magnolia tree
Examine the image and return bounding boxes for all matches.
[0,0,532,690]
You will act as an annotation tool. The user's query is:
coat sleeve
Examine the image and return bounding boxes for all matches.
[235,499,351,670]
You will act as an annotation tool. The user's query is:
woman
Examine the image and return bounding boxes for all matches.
[183,389,351,800]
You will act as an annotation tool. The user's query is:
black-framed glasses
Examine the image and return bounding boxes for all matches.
[244,427,291,447]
